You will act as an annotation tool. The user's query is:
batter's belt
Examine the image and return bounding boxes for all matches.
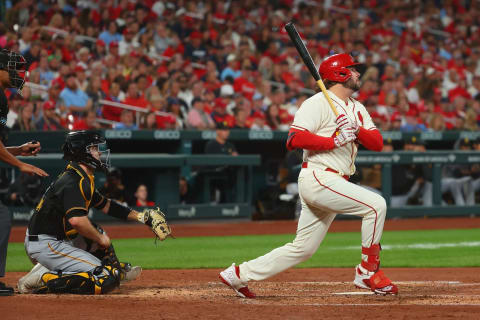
[301,162,350,181]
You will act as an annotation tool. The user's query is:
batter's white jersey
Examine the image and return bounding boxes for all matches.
[290,90,376,176]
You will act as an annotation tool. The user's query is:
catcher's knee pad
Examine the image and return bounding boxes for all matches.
[34,266,121,295]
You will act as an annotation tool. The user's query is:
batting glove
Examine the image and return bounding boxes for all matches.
[335,114,359,133]
[333,127,357,147]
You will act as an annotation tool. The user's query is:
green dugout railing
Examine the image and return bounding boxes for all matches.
[356,151,480,217]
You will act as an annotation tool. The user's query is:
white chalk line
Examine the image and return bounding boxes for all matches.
[210,281,478,287]
[327,241,480,250]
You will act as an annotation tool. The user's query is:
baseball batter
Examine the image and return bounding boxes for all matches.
[220,53,398,297]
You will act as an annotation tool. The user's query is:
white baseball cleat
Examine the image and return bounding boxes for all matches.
[354,264,398,295]
[219,263,256,298]
[17,263,49,293]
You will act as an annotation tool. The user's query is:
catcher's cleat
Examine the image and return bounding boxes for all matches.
[119,263,142,282]
[354,264,398,295]
[219,263,256,299]
[17,263,49,293]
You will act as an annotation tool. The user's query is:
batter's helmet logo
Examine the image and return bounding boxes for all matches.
[319,53,365,83]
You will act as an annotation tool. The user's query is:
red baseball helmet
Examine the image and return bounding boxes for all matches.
[319,53,365,83]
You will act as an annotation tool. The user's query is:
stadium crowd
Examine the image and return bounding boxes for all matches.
[0,0,479,134]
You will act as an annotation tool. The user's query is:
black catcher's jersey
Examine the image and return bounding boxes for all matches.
[28,161,106,239]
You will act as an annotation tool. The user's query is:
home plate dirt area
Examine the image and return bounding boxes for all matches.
[2,268,480,319]
[3,217,480,319]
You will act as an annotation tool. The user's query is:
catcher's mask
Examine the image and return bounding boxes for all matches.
[62,131,111,172]
[0,49,27,91]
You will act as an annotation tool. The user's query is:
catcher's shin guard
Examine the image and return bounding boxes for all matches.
[33,265,121,295]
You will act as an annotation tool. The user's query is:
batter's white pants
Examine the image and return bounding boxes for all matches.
[239,168,387,282]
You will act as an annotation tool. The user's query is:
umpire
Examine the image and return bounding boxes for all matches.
[0,48,49,296]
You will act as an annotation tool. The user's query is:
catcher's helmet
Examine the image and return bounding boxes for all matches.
[319,53,365,83]
[62,131,110,172]
[0,48,27,91]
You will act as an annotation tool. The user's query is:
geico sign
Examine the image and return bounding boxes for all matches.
[105,130,132,139]
[154,130,181,140]
[201,131,216,140]
[248,131,273,140]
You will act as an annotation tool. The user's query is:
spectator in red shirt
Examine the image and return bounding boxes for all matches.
[134,184,155,207]
[211,97,234,127]
[233,60,256,101]
[72,110,101,130]
[122,82,149,111]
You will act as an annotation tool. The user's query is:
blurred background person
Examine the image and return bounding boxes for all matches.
[133,184,155,207]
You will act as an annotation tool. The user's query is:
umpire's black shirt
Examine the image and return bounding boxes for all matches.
[28,161,105,239]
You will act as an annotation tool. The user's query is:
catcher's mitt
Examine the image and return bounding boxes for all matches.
[137,207,172,241]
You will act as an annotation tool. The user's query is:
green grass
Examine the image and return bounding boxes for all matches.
[6,228,480,272]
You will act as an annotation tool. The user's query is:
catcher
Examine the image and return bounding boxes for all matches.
[17,130,171,294]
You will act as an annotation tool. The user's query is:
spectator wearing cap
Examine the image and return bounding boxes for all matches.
[185,31,208,63]
[72,110,101,131]
[92,39,107,60]
[59,73,92,117]
[249,111,270,131]
[75,65,88,92]
[211,97,234,127]
[400,109,427,132]
[186,97,215,130]
[220,54,241,81]
[115,109,138,130]
[35,100,64,131]
[233,60,256,101]
[99,21,122,46]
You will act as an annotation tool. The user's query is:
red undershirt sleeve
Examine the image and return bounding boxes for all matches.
[286,128,335,151]
[357,127,383,151]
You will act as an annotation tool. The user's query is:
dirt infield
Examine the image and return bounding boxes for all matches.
[3,217,480,319]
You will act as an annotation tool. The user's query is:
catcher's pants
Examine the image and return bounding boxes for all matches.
[25,230,102,275]
[239,167,386,282]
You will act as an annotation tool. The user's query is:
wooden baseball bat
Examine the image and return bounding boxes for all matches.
[284,22,339,117]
